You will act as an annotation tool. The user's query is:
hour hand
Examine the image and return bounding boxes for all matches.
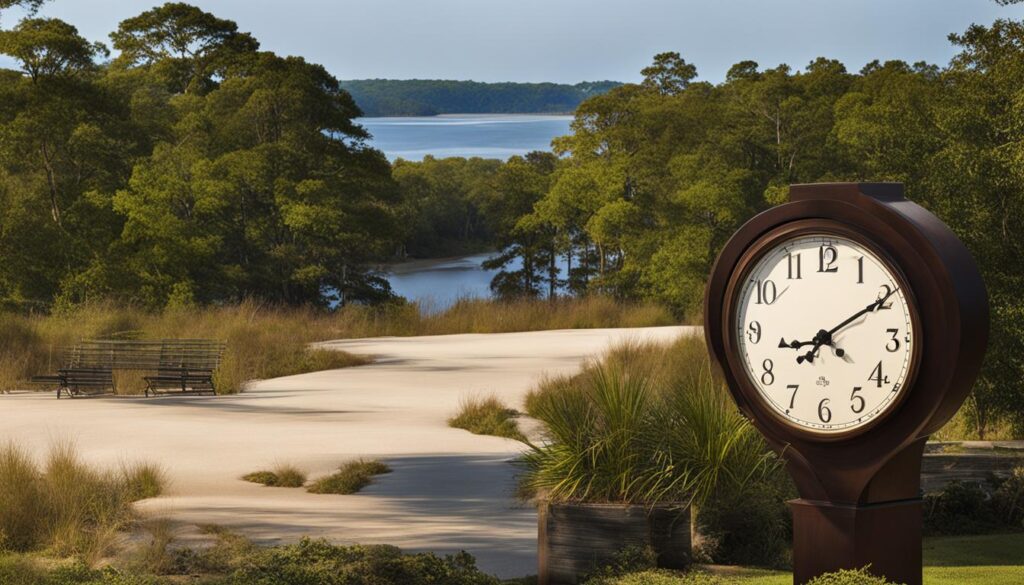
[779,337,815,349]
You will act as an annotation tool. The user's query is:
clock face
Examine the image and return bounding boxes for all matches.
[735,233,917,435]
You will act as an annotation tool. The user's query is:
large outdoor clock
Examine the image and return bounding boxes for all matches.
[704,183,988,585]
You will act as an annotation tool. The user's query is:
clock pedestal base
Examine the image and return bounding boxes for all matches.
[790,497,921,585]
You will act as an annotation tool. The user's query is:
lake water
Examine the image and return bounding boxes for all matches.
[358,114,573,161]
[385,252,570,311]
[368,113,573,307]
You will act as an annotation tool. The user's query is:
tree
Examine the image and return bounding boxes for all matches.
[483,153,559,299]
[0,17,105,83]
[924,20,1024,436]
[110,52,398,307]
[392,156,502,257]
[641,51,698,95]
[0,17,132,307]
[110,2,258,95]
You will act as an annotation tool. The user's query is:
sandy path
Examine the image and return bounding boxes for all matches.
[0,326,692,577]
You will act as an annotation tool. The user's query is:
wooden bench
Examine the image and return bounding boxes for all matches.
[55,367,114,399]
[29,339,224,398]
[144,339,225,396]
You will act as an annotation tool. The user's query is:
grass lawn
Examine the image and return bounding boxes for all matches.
[696,533,1024,584]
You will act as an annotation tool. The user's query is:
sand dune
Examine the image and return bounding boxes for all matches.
[0,325,692,577]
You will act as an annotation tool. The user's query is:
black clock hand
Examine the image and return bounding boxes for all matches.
[779,337,816,349]
[794,287,899,364]
[825,286,898,337]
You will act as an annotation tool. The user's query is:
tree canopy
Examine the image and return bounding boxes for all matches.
[0,3,396,309]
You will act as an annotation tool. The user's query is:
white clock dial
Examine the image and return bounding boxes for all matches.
[735,234,916,434]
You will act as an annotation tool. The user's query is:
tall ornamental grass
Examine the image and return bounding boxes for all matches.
[0,296,674,394]
[0,442,165,563]
[522,335,777,507]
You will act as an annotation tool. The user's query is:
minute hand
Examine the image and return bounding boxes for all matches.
[795,287,899,364]
[828,286,898,336]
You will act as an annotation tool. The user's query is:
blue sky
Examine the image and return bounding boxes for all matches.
[3,0,1024,83]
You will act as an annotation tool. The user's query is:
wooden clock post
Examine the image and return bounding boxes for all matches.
[703,183,988,585]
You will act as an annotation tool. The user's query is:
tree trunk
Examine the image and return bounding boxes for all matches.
[40,143,62,226]
[548,244,557,300]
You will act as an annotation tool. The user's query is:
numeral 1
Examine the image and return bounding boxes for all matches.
[857,256,864,284]
[787,252,802,280]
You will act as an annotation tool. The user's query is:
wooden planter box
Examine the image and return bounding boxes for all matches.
[537,501,691,585]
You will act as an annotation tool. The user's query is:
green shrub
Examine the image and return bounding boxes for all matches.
[448,395,525,441]
[992,467,1024,528]
[522,336,777,507]
[924,480,999,535]
[167,525,256,575]
[806,567,898,585]
[694,469,793,568]
[584,570,727,585]
[581,545,659,583]
[298,348,371,372]
[242,464,307,488]
[241,471,278,486]
[307,459,391,495]
[216,537,499,585]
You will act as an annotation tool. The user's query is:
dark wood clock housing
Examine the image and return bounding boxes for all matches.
[703,183,988,585]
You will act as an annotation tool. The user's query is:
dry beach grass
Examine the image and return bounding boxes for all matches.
[0,297,674,394]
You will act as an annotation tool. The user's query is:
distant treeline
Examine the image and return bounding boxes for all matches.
[339,79,622,116]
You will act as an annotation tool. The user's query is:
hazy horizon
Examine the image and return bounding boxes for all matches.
[2,0,1024,85]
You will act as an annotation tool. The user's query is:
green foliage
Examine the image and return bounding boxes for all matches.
[392,156,502,257]
[448,395,525,441]
[694,471,793,568]
[306,459,391,495]
[993,467,1024,528]
[242,464,307,488]
[110,2,258,95]
[582,545,659,583]
[921,476,1024,536]
[0,4,397,310]
[339,79,622,117]
[582,567,898,585]
[805,568,897,585]
[490,29,1024,435]
[522,335,777,506]
[218,538,499,585]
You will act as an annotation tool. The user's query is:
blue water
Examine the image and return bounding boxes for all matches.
[367,113,573,307]
[358,114,573,161]
[386,252,570,311]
